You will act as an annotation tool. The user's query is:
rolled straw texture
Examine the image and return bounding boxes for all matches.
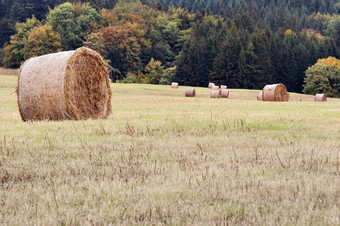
[257,91,263,101]
[315,94,327,101]
[185,88,195,97]
[210,90,221,98]
[171,82,179,88]
[221,89,229,98]
[212,85,219,90]
[17,47,112,121]
[262,83,289,102]
[208,82,215,88]
[220,85,227,89]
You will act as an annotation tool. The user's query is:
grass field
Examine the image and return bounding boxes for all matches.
[0,75,339,225]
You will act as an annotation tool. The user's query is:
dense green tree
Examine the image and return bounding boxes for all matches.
[144,58,164,84]
[46,2,99,50]
[303,58,340,97]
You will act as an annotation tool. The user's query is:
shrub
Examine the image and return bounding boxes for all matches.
[303,57,340,97]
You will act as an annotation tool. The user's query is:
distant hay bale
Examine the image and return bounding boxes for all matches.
[17,47,112,121]
[262,83,289,102]
[185,88,195,97]
[210,90,221,98]
[220,85,227,89]
[212,85,219,90]
[208,82,215,88]
[171,82,179,88]
[221,89,229,98]
[315,94,327,101]
[257,91,263,101]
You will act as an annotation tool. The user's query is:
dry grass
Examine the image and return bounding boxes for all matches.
[0,75,339,225]
[0,67,18,76]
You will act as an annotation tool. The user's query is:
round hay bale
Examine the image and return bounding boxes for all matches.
[285,93,289,101]
[171,82,179,88]
[210,90,221,98]
[257,91,263,101]
[221,89,229,98]
[185,88,195,97]
[17,47,112,121]
[262,83,289,102]
[208,82,215,88]
[212,85,219,90]
[315,94,327,101]
[220,85,227,90]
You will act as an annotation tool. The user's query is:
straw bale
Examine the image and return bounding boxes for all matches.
[210,90,221,98]
[262,83,289,102]
[17,47,112,121]
[171,82,179,88]
[220,85,227,89]
[315,94,327,101]
[208,82,215,88]
[257,91,263,101]
[212,85,219,90]
[221,89,229,98]
[185,88,195,97]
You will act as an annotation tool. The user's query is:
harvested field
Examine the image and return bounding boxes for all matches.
[0,75,340,225]
[0,67,18,76]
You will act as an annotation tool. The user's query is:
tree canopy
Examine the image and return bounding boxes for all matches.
[0,0,339,95]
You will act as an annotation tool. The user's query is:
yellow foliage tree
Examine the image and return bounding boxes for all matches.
[316,56,340,67]
[23,25,62,60]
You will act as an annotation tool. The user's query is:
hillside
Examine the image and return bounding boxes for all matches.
[0,0,339,93]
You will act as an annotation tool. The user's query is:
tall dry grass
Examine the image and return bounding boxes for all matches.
[0,76,339,224]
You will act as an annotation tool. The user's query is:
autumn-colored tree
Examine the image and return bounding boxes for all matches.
[316,56,340,67]
[111,0,161,29]
[303,57,340,97]
[99,9,118,27]
[85,23,151,81]
[3,16,41,68]
[23,25,62,59]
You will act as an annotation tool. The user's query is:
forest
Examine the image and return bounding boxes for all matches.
[0,0,339,93]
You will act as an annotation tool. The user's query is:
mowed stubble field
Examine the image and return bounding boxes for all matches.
[0,75,339,225]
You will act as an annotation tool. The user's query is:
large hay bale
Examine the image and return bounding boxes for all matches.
[257,91,263,101]
[17,47,112,121]
[208,82,215,88]
[171,82,179,88]
[220,85,227,90]
[221,89,229,98]
[212,85,219,90]
[315,94,327,101]
[262,83,289,102]
[185,88,195,97]
[210,90,221,98]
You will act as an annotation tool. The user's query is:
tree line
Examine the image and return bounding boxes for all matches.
[0,0,339,93]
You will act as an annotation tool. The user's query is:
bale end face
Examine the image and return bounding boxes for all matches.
[257,91,263,101]
[185,88,196,97]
